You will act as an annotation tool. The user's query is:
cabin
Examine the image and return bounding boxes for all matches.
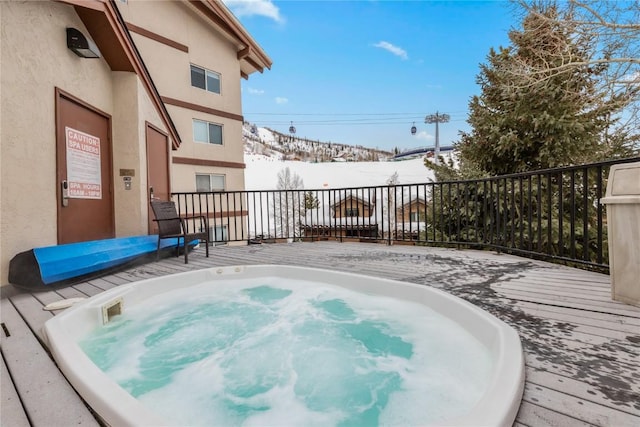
[395,197,427,240]
[396,197,427,222]
[333,194,374,219]
[0,0,270,286]
[300,193,379,239]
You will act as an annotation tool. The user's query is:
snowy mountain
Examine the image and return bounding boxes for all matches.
[242,121,393,162]
[242,121,458,191]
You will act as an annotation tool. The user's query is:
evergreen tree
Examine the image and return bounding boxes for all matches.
[451,4,630,177]
[421,4,636,263]
[304,191,319,210]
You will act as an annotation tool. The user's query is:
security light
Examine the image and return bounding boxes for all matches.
[66,28,101,59]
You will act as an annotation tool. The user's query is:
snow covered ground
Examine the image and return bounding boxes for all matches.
[244,154,437,191]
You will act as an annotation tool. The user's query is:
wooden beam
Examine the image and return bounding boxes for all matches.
[237,46,250,60]
[162,97,243,122]
[172,157,245,169]
[126,22,189,53]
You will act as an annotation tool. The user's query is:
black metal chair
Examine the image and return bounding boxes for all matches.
[150,200,209,264]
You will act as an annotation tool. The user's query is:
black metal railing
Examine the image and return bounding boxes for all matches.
[172,156,640,272]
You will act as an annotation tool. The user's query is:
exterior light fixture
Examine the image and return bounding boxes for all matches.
[410,122,417,135]
[66,28,101,58]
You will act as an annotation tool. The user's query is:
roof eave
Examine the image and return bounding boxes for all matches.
[59,0,182,149]
[190,0,272,74]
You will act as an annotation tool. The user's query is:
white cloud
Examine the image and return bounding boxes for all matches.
[373,41,408,60]
[223,0,284,23]
[275,97,288,104]
[247,87,265,95]
[415,131,433,141]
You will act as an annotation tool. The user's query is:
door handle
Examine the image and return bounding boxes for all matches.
[150,186,155,200]
[61,180,69,207]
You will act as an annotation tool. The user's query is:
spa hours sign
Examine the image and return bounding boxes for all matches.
[65,127,102,199]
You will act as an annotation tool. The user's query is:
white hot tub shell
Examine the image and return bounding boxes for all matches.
[43,265,525,427]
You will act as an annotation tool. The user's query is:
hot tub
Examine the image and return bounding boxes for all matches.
[43,265,524,426]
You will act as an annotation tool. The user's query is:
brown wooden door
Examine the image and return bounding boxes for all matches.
[146,123,170,234]
[56,90,114,244]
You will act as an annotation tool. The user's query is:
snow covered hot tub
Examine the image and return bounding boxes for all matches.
[43,265,524,426]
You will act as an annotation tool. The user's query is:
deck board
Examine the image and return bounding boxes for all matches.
[492,287,640,317]
[2,241,639,426]
[522,382,640,426]
[515,400,594,427]
[0,299,99,426]
[525,369,640,415]
[1,352,30,427]
[514,300,640,331]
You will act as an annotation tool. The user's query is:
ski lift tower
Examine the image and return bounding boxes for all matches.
[424,112,449,165]
[289,121,296,142]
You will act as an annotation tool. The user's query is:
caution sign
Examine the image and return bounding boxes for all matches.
[66,127,102,199]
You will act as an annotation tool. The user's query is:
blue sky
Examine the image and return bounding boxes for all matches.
[224,0,516,152]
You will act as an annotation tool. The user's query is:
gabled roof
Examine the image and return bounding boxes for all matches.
[399,197,426,208]
[331,193,373,208]
[61,0,182,148]
[188,0,273,79]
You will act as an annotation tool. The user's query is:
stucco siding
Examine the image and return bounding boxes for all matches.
[111,72,171,237]
[120,0,243,115]
[0,1,172,285]
[0,1,114,283]
[117,0,245,195]
[2,0,266,285]
[166,106,243,162]
[111,73,147,236]
[171,164,245,193]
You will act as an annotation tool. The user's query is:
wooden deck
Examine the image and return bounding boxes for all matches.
[1,241,639,426]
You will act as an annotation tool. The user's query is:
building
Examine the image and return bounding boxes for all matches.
[116,0,271,243]
[300,191,427,241]
[300,192,379,240]
[0,0,271,285]
[394,197,427,240]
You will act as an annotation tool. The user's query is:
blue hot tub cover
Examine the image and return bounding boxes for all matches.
[8,235,191,290]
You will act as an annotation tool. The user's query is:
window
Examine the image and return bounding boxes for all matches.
[190,64,220,94]
[209,225,228,245]
[409,211,425,221]
[196,174,225,192]
[193,120,222,145]
[345,207,359,217]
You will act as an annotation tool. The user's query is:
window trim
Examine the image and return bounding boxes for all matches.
[190,64,221,94]
[193,119,223,145]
